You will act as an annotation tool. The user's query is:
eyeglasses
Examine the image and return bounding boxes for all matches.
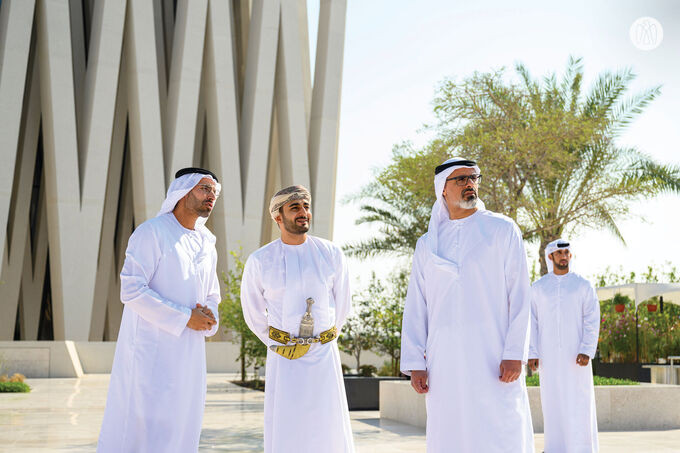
[196,184,220,198]
[445,174,482,186]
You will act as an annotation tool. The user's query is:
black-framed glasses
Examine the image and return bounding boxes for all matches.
[445,174,482,186]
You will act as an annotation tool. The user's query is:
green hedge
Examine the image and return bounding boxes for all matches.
[0,382,31,393]
[526,374,639,386]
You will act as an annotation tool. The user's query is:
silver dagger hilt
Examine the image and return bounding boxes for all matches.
[298,297,315,338]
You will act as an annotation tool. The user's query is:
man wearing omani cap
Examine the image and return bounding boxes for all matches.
[400,157,534,452]
[241,185,355,453]
[528,239,600,452]
[97,168,221,453]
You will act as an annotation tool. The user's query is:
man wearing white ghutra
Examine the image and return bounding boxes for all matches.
[98,168,221,453]
[529,239,600,453]
[400,157,534,452]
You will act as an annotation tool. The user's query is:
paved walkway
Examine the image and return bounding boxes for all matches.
[1,374,679,452]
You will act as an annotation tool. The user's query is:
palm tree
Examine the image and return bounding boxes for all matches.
[342,142,442,259]
[346,58,680,275]
[512,57,680,273]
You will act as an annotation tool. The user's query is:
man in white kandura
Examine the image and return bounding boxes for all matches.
[241,185,355,453]
[400,157,534,452]
[97,168,221,453]
[528,239,600,453]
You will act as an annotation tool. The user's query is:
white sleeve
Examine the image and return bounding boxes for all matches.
[579,282,601,358]
[502,223,532,363]
[202,248,221,337]
[240,255,270,345]
[332,248,352,331]
[529,286,540,359]
[119,223,191,337]
[400,239,428,375]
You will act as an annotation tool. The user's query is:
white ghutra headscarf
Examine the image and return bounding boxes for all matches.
[157,171,221,227]
[544,238,572,273]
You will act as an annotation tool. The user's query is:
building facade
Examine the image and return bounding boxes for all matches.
[0,0,347,342]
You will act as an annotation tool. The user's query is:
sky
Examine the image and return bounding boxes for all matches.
[307,0,680,287]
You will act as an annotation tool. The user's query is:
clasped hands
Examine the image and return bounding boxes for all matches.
[187,303,217,331]
[410,359,524,393]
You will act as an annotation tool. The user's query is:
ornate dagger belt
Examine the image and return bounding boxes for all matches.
[268,298,337,360]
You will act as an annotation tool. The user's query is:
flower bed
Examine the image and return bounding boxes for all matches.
[598,295,680,363]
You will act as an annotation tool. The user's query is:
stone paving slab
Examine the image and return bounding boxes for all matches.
[1,374,680,452]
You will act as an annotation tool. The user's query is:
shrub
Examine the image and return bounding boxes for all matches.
[598,295,637,363]
[10,373,25,383]
[358,364,377,377]
[598,293,680,363]
[376,361,395,376]
[525,374,639,386]
[593,376,639,386]
[0,382,30,393]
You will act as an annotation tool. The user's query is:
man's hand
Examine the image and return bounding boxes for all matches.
[499,360,522,383]
[528,358,539,372]
[196,303,216,320]
[576,354,590,366]
[187,305,217,331]
[410,370,429,394]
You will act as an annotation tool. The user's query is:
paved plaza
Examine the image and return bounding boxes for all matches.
[1,374,679,452]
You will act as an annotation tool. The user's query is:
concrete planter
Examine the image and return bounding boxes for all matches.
[343,376,406,410]
[380,380,680,432]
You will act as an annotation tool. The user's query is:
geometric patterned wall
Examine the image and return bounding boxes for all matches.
[0,0,346,341]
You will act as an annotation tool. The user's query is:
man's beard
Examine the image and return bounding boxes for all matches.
[458,189,478,210]
[554,261,569,271]
[188,194,213,218]
[282,213,309,235]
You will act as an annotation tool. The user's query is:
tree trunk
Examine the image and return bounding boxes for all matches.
[538,238,550,276]
[391,354,400,376]
[240,335,246,382]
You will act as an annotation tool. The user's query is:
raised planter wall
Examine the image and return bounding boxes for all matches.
[380,380,680,432]
[592,360,651,382]
[344,376,406,410]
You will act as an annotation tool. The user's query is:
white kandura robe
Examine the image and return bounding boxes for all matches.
[241,236,355,453]
[530,272,600,453]
[98,213,220,453]
[401,210,534,453]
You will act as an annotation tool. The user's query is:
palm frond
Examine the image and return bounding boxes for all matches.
[592,202,627,245]
[609,85,661,134]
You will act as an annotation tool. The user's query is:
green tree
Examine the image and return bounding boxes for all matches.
[338,293,378,371]
[343,141,448,259]
[218,250,267,382]
[353,270,409,376]
[345,58,680,274]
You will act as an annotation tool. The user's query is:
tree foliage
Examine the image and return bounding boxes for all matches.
[218,250,267,381]
[345,57,680,274]
[338,292,378,371]
[343,270,409,376]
